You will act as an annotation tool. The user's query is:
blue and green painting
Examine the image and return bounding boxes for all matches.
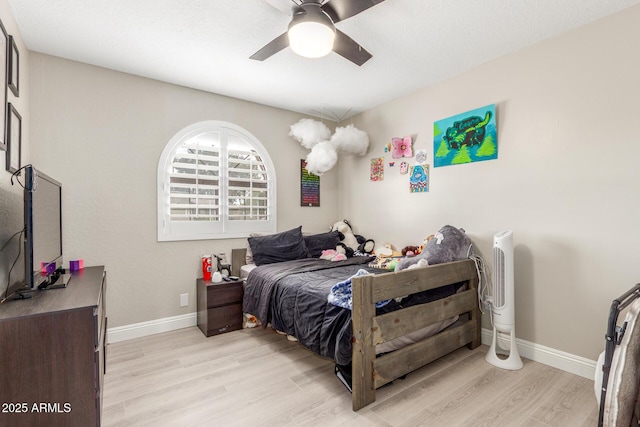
[434,104,497,167]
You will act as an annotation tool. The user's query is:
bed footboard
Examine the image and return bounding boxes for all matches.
[351,259,481,411]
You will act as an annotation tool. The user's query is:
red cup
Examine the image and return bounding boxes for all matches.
[202,255,212,281]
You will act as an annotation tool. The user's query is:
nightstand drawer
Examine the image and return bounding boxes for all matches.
[207,304,242,335]
[197,278,245,337]
[206,282,243,308]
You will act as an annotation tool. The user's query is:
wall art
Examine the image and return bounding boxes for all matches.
[6,103,21,172]
[434,104,497,167]
[415,149,427,164]
[391,136,413,159]
[0,20,7,151]
[370,157,384,181]
[409,165,429,193]
[8,35,18,97]
[300,159,320,207]
[399,161,408,175]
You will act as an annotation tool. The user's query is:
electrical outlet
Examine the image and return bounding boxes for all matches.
[180,293,189,307]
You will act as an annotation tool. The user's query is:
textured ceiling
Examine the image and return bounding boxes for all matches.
[8,0,640,121]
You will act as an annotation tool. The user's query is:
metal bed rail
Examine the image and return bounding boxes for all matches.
[598,283,640,427]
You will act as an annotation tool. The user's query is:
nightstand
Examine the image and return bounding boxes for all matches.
[197,278,244,337]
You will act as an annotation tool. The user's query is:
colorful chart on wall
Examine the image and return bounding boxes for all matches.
[300,159,320,206]
[434,104,497,167]
[410,165,429,193]
[370,157,384,181]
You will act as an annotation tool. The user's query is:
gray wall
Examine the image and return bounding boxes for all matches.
[28,53,340,328]
[342,6,640,360]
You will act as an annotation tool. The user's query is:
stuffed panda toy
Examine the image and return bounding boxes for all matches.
[330,219,375,257]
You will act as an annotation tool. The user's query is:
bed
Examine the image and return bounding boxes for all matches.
[232,227,481,411]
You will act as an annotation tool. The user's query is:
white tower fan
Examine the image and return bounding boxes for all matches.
[486,230,523,370]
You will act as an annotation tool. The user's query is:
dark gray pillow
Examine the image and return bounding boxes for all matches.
[248,226,309,266]
[304,230,341,258]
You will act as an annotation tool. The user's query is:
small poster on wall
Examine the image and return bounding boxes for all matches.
[370,157,384,181]
[410,165,429,193]
[434,104,498,167]
[301,159,320,207]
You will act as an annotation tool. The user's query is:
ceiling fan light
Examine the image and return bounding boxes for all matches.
[289,22,335,58]
[287,4,335,59]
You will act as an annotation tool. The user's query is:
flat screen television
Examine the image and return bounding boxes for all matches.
[23,165,65,290]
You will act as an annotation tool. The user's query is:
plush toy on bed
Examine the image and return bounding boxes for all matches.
[330,219,375,257]
[416,234,434,255]
[320,249,347,262]
[399,236,433,258]
[368,243,403,270]
[395,225,473,271]
[401,245,420,257]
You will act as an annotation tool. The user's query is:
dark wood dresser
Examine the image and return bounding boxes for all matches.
[0,266,106,427]
[197,278,243,337]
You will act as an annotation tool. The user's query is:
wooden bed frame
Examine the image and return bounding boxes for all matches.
[351,259,481,410]
[231,250,481,411]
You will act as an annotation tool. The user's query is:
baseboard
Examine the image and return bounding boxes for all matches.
[107,312,197,344]
[481,328,597,380]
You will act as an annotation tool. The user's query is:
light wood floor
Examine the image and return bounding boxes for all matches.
[103,326,599,426]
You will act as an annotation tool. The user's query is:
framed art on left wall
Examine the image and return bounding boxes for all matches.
[8,35,19,97]
[0,19,8,152]
[6,103,21,172]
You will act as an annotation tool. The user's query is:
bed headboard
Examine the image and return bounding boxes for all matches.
[231,248,247,277]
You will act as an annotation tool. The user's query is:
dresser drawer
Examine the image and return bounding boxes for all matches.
[207,303,243,335]
[206,282,243,308]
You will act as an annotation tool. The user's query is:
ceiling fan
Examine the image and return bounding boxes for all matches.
[250,0,386,66]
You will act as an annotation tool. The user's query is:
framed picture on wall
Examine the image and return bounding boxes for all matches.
[300,159,320,207]
[6,103,21,172]
[0,20,8,152]
[8,35,18,97]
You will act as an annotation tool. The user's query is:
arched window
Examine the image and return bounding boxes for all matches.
[157,121,276,241]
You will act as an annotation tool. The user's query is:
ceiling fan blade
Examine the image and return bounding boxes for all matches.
[322,0,385,24]
[333,29,372,66]
[264,0,303,16]
[250,32,290,61]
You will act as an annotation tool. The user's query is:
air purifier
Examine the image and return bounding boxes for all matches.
[486,230,523,370]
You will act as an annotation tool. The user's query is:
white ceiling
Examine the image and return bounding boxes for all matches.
[8,0,640,121]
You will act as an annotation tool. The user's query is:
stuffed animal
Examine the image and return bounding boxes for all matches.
[355,235,375,254]
[396,225,473,271]
[243,313,260,328]
[330,220,359,251]
[336,242,354,258]
[417,234,434,255]
[375,243,402,257]
[401,245,420,257]
[320,249,347,262]
[330,219,375,256]
[368,254,401,271]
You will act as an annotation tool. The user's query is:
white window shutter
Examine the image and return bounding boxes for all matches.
[169,140,220,222]
[157,121,277,241]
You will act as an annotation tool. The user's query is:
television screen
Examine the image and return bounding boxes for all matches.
[24,166,63,289]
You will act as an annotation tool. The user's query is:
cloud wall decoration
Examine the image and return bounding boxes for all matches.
[290,118,369,175]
